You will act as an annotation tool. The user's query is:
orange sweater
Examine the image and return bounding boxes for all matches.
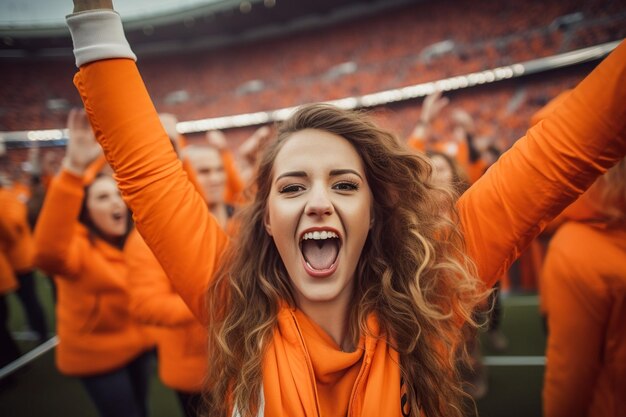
[542,222,626,417]
[34,170,152,376]
[124,228,207,392]
[72,27,626,415]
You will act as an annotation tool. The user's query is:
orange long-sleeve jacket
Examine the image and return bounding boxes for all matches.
[542,221,626,417]
[70,11,626,414]
[124,228,207,392]
[34,170,152,376]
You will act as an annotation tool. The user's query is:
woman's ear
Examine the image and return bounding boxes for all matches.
[264,211,273,236]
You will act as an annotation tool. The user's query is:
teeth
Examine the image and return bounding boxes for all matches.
[302,231,339,240]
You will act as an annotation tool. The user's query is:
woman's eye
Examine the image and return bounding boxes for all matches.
[279,184,305,194]
[333,181,359,191]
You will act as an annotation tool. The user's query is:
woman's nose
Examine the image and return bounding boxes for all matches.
[305,185,333,217]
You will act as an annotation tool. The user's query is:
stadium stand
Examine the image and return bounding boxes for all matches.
[0,0,624,132]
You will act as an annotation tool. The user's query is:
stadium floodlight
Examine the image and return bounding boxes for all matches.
[26,129,66,141]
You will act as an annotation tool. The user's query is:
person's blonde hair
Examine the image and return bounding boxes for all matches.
[205,104,487,417]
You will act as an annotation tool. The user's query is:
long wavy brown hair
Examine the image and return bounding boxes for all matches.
[205,104,487,417]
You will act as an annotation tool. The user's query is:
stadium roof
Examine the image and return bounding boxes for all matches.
[0,0,228,29]
[0,0,419,58]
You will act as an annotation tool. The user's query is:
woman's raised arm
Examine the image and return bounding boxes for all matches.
[34,108,101,278]
[67,3,228,323]
[458,40,626,288]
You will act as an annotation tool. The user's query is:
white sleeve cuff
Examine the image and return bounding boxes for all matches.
[66,9,136,67]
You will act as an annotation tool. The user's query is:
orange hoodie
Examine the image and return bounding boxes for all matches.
[541,221,626,417]
[72,21,626,415]
[124,228,208,392]
[34,170,152,376]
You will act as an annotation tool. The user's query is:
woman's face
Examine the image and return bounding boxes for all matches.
[86,176,128,238]
[430,154,454,186]
[266,129,373,311]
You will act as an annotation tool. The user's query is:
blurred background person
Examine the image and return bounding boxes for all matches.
[541,156,626,417]
[34,109,154,417]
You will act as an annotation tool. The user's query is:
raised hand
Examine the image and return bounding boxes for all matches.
[239,126,271,165]
[451,109,475,135]
[420,89,449,125]
[63,108,103,176]
[206,130,228,151]
[410,89,449,142]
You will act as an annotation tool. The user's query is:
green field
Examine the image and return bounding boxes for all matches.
[0,273,546,417]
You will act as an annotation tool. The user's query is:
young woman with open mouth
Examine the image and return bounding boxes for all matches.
[34,110,153,417]
[65,1,626,416]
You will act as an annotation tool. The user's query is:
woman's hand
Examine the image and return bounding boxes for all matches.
[206,130,228,151]
[420,89,449,125]
[73,0,114,13]
[239,126,271,165]
[62,108,102,176]
[410,89,449,141]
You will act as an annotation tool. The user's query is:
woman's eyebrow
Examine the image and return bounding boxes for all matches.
[275,169,364,183]
[275,171,307,182]
[330,169,363,180]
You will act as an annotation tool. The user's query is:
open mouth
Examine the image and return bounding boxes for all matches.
[299,229,341,277]
[111,212,124,222]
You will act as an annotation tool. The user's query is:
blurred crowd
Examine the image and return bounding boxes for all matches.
[1,1,625,416]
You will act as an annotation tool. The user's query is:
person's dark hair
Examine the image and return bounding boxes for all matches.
[205,104,487,417]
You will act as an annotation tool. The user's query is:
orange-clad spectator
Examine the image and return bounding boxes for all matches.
[125,142,233,417]
[67,6,626,416]
[0,180,48,344]
[205,129,247,206]
[159,114,247,205]
[0,184,22,373]
[407,90,492,184]
[542,157,626,417]
[406,89,449,152]
[34,108,153,417]
[124,230,207,417]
